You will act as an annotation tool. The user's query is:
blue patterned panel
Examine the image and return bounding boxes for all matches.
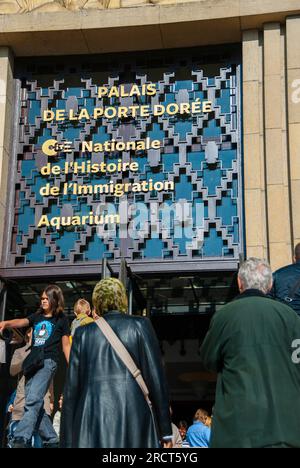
[55,231,79,259]
[203,120,222,138]
[29,99,41,126]
[187,151,205,171]
[147,123,165,141]
[18,197,35,236]
[216,88,231,114]
[216,194,237,226]
[174,121,194,141]
[162,153,180,172]
[202,165,223,196]
[144,238,165,258]
[219,150,236,169]
[83,233,109,261]
[175,175,194,202]
[10,47,243,268]
[203,227,224,257]
[26,237,50,264]
[174,81,193,91]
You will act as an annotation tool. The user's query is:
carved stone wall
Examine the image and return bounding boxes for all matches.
[0,0,187,13]
[0,0,200,13]
[0,0,117,13]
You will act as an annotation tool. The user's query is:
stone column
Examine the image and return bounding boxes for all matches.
[242,30,268,259]
[263,23,292,270]
[0,47,14,264]
[286,16,300,250]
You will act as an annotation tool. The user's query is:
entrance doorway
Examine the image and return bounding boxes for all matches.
[0,270,238,444]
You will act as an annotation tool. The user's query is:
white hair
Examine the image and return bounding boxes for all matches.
[238,258,273,294]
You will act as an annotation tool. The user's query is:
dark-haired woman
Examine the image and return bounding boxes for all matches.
[0,284,70,448]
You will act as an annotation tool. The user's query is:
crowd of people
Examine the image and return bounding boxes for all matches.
[0,245,300,448]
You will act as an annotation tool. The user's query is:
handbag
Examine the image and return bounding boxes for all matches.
[95,317,160,443]
[22,346,44,377]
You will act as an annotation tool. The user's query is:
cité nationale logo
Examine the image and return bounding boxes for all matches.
[42,139,72,156]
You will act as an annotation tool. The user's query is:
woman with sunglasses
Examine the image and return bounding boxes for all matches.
[0,284,70,448]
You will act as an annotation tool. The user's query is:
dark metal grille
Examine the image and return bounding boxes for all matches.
[5,45,243,275]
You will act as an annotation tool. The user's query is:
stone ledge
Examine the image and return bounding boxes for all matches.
[0,0,300,33]
[0,1,300,55]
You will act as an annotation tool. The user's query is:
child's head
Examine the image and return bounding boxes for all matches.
[74,299,91,317]
[178,420,188,439]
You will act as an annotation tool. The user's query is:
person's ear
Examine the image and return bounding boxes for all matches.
[237,276,244,293]
[266,279,273,293]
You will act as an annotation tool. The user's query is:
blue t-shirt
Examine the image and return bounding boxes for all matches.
[186,421,211,448]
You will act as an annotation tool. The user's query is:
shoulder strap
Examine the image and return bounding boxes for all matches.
[95,317,151,406]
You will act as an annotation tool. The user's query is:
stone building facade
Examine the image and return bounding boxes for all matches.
[1,0,300,441]
[0,0,300,273]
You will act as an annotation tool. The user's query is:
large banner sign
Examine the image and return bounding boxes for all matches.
[8,47,243,271]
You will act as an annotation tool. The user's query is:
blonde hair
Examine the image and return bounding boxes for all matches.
[74,299,91,316]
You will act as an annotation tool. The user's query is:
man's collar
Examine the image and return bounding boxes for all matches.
[233,289,267,301]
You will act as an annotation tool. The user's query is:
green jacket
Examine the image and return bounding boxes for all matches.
[201,289,300,448]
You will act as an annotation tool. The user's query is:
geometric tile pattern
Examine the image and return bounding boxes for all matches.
[9,47,243,268]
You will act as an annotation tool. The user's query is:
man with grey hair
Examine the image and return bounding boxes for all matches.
[238,257,272,294]
[200,257,300,448]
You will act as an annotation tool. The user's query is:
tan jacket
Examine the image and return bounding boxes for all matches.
[172,423,183,448]
[10,345,53,421]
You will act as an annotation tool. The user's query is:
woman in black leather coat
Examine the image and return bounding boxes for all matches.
[60,278,172,448]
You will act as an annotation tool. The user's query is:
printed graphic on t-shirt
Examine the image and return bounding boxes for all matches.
[33,321,54,346]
